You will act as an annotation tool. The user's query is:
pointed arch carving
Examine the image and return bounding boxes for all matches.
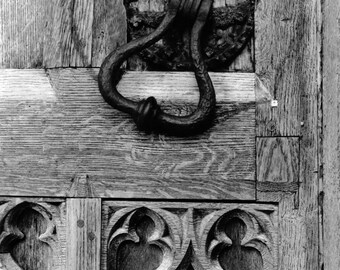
[0,199,65,270]
[204,208,277,270]
[102,202,278,270]
[107,207,175,270]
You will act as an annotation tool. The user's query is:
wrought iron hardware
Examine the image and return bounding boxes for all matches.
[98,0,216,136]
[125,0,254,71]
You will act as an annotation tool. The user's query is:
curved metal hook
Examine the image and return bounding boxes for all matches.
[98,0,215,136]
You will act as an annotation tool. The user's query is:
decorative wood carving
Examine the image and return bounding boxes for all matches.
[0,199,66,270]
[205,209,275,270]
[125,0,255,71]
[107,207,175,270]
[102,202,278,270]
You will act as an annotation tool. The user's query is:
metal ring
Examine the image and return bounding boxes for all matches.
[98,0,215,136]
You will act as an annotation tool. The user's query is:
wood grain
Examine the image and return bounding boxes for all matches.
[322,0,340,268]
[44,0,95,67]
[91,0,127,67]
[102,201,278,270]
[67,198,101,270]
[0,0,126,68]
[256,137,300,202]
[69,0,94,67]
[127,0,254,72]
[0,0,46,68]
[0,69,256,200]
[257,137,300,183]
[255,0,322,269]
[255,0,320,136]
[43,0,73,67]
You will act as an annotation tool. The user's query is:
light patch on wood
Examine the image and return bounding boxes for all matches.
[118,71,256,103]
[255,75,273,104]
[0,70,56,101]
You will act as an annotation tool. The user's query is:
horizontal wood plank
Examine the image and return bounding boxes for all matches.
[0,69,256,200]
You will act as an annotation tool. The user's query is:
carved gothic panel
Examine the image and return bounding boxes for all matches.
[102,202,278,270]
[0,199,66,270]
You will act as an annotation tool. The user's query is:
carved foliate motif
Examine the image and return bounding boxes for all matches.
[103,203,278,270]
[205,209,275,270]
[0,199,65,270]
[107,207,175,270]
[125,0,255,71]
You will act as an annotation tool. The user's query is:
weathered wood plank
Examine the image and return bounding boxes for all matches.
[66,198,101,270]
[0,69,256,200]
[256,137,300,202]
[102,201,278,270]
[43,0,73,67]
[0,0,46,68]
[255,0,322,269]
[44,0,94,67]
[69,0,94,67]
[322,0,340,268]
[255,0,320,136]
[91,0,127,67]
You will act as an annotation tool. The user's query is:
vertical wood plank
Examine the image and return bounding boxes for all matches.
[67,198,101,270]
[255,0,320,136]
[69,0,94,67]
[323,0,340,268]
[91,0,127,67]
[43,0,73,67]
[44,0,94,67]
[255,0,322,269]
[0,0,46,68]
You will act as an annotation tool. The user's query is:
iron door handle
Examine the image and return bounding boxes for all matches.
[98,0,215,136]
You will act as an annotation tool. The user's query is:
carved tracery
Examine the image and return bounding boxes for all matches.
[103,203,277,270]
[206,209,276,270]
[0,200,64,270]
[107,207,175,270]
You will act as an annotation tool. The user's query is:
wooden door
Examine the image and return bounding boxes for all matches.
[0,0,326,269]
